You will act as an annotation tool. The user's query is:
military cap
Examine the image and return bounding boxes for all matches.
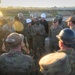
[66,16,75,22]
[39,52,71,75]
[5,32,22,46]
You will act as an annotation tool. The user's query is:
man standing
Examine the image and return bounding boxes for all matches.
[31,18,46,61]
[49,18,63,52]
[25,19,33,53]
[40,13,49,35]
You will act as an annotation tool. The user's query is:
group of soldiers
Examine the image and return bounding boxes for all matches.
[0,12,75,75]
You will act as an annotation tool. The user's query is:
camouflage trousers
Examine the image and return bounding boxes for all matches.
[50,41,59,52]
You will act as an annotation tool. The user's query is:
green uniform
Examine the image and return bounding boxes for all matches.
[31,23,46,61]
[49,25,63,52]
[25,26,33,50]
[0,50,36,75]
[58,49,75,75]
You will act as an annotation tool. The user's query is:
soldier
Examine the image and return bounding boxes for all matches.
[66,16,75,32]
[30,14,37,26]
[31,18,46,61]
[0,32,36,75]
[40,13,49,36]
[17,13,26,39]
[25,19,33,53]
[56,14,67,28]
[2,17,15,51]
[17,13,25,25]
[56,28,75,75]
[39,52,71,75]
[49,18,63,52]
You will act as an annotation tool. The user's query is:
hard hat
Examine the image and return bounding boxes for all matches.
[41,13,46,18]
[26,19,32,23]
[56,28,75,44]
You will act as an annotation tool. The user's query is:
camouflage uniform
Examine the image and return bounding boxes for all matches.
[31,23,46,61]
[0,26,3,54]
[25,25,33,50]
[58,49,75,75]
[0,50,36,75]
[56,28,75,75]
[0,32,36,75]
[57,20,68,28]
[56,14,68,28]
[49,25,63,52]
[39,52,71,75]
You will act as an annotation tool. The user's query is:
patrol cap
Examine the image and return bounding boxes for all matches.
[26,19,32,23]
[6,32,22,47]
[66,16,75,22]
[41,13,46,18]
[39,52,71,75]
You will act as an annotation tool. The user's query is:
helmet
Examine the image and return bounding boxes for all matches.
[41,13,46,18]
[56,14,63,20]
[56,28,75,44]
[26,18,32,23]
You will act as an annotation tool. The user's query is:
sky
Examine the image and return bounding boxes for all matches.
[0,0,75,7]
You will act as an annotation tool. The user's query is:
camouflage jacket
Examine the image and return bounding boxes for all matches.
[25,26,32,39]
[0,50,36,75]
[31,24,46,40]
[58,48,75,75]
[49,25,63,42]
